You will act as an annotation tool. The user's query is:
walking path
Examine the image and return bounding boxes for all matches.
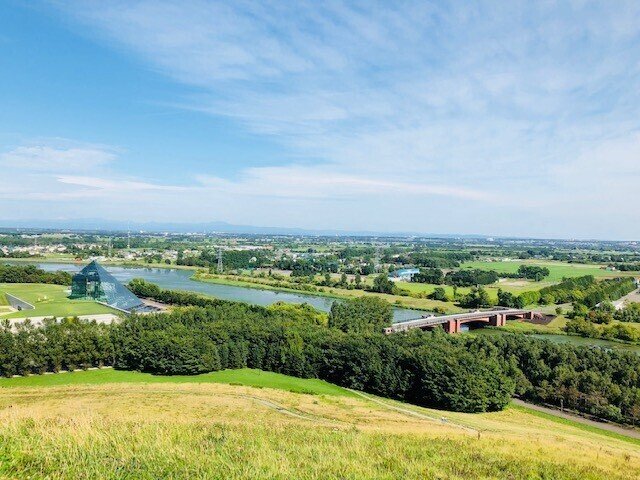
[512,398,640,439]
[347,388,478,434]
[6,313,119,329]
[238,393,343,426]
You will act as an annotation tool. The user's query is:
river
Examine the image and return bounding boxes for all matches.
[17,262,428,322]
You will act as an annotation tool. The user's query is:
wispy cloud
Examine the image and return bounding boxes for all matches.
[56,175,186,192]
[11,1,640,237]
[197,165,491,200]
[0,139,185,202]
[0,139,118,172]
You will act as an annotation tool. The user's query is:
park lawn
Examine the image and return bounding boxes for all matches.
[0,368,355,397]
[499,320,565,334]
[1,372,639,478]
[547,314,569,329]
[0,283,116,319]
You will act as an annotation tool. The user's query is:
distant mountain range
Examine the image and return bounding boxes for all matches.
[0,218,480,238]
[0,219,635,243]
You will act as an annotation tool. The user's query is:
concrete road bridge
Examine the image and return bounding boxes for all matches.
[385,309,543,334]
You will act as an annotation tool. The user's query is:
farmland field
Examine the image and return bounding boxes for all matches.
[394,280,540,301]
[389,259,640,304]
[461,259,637,282]
[0,283,115,319]
[1,368,639,479]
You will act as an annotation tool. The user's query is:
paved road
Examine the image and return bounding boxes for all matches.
[512,398,640,440]
[613,288,640,309]
[6,313,120,329]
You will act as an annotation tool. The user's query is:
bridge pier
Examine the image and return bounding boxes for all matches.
[489,314,506,327]
[445,319,461,334]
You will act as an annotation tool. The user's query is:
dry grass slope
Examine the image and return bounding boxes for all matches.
[1,381,639,479]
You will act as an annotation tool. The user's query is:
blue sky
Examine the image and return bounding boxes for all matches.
[1,1,640,239]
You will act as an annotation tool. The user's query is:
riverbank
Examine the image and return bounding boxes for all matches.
[2,256,200,271]
[3,261,427,321]
[192,272,461,313]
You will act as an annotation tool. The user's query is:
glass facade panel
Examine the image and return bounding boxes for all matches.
[70,260,144,312]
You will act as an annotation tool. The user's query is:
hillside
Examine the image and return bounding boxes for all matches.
[1,369,639,479]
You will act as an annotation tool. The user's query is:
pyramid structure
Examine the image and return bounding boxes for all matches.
[70,260,144,312]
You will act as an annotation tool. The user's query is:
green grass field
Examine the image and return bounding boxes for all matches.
[0,368,354,397]
[393,280,539,302]
[1,368,639,479]
[389,259,640,305]
[0,283,115,319]
[462,259,637,282]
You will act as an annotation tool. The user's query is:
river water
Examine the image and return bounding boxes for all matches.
[19,262,428,322]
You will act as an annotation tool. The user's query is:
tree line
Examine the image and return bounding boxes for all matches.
[411,268,498,287]
[3,281,640,424]
[1,289,513,414]
[465,333,640,424]
[536,276,635,307]
[0,264,72,285]
[0,318,113,375]
[501,265,550,281]
[177,249,268,270]
[494,275,637,309]
[562,298,640,344]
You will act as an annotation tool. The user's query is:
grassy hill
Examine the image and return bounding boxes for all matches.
[1,369,638,479]
[0,283,116,319]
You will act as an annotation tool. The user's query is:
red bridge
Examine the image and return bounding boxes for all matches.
[385,309,543,334]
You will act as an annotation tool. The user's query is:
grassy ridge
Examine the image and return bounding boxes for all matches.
[0,368,354,397]
[509,403,640,447]
[1,375,639,479]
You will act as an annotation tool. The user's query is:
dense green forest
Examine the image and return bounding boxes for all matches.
[536,276,635,306]
[444,269,499,287]
[0,264,71,285]
[3,280,640,424]
[177,249,268,269]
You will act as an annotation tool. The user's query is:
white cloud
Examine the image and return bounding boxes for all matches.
[0,139,186,204]
[196,165,491,201]
[56,175,186,192]
[0,141,117,172]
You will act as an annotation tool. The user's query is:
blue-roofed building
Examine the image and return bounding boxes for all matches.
[388,268,420,282]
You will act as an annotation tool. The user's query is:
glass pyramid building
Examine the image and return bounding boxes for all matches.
[70,260,145,312]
